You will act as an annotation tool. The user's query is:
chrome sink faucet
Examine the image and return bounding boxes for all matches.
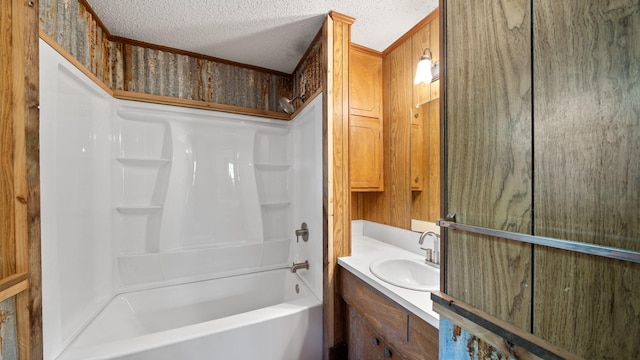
[418,231,440,265]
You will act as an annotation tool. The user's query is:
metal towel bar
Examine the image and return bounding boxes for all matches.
[437,214,640,264]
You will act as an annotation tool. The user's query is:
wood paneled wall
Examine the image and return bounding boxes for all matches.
[0,0,41,358]
[411,99,440,223]
[351,9,439,229]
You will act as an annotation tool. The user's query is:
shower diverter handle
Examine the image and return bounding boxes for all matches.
[295,223,309,242]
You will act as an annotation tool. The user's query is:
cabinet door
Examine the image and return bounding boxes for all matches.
[347,306,402,360]
[350,115,383,191]
[350,48,382,118]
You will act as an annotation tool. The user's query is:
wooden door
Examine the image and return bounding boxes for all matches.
[533,1,640,358]
[444,0,533,331]
[0,0,41,358]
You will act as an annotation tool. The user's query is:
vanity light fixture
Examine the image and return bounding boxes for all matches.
[414,48,440,85]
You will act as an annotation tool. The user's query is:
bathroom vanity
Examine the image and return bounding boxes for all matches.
[338,222,440,359]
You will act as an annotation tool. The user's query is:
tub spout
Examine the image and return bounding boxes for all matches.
[291,260,309,273]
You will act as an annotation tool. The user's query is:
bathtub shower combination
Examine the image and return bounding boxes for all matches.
[40,41,323,359]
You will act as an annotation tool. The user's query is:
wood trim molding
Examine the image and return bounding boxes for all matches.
[329,11,356,25]
[432,292,581,360]
[0,279,28,303]
[113,90,292,120]
[0,273,28,296]
[383,8,439,56]
[350,43,382,58]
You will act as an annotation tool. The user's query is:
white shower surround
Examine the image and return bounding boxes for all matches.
[40,40,323,359]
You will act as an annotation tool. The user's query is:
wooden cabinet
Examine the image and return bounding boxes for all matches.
[350,45,384,191]
[339,268,439,360]
[347,306,403,360]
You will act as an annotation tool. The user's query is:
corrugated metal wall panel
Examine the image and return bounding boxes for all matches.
[39,0,300,113]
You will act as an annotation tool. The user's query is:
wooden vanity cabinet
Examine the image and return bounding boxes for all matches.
[339,268,439,360]
[349,45,384,192]
[347,306,404,360]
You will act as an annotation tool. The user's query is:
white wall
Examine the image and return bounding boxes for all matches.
[40,40,324,358]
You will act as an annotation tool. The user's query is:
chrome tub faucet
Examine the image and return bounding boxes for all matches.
[291,260,309,273]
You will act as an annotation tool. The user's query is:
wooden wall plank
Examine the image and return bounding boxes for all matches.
[324,12,353,359]
[0,0,40,358]
[386,40,413,229]
[444,0,532,331]
[411,22,431,107]
[533,1,640,358]
[355,11,439,229]
[0,0,17,280]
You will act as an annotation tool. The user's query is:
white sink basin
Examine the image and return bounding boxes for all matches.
[369,258,439,292]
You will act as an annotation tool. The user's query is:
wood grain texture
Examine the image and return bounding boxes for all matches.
[411,100,441,222]
[25,0,43,357]
[533,1,640,358]
[411,21,432,107]
[0,0,40,358]
[340,269,408,351]
[324,13,352,359]
[349,46,383,192]
[0,0,17,280]
[445,0,533,331]
[346,306,404,360]
[356,13,439,229]
[407,314,438,360]
[385,40,413,229]
[429,18,440,100]
[350,46,382,118]
[349,115,383,190]
[340,268,439,360]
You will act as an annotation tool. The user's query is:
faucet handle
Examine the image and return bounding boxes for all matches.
[425,248,433,263]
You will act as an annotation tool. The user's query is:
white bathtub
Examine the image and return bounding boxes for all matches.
[56,269,322,360]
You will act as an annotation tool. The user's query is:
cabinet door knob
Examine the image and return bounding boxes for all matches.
[414,176,420,183]
[384,348,392,358]
[372,337,380,346]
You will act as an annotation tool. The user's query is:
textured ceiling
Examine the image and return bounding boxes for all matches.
[86,0,438,73]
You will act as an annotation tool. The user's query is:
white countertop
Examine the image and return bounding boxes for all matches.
[338,235,440,329]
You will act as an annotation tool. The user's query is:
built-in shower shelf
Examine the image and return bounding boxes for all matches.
[116,206,163,215]
[260,201,291,207]
[254,163,290,169]
[116,157,171,167]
